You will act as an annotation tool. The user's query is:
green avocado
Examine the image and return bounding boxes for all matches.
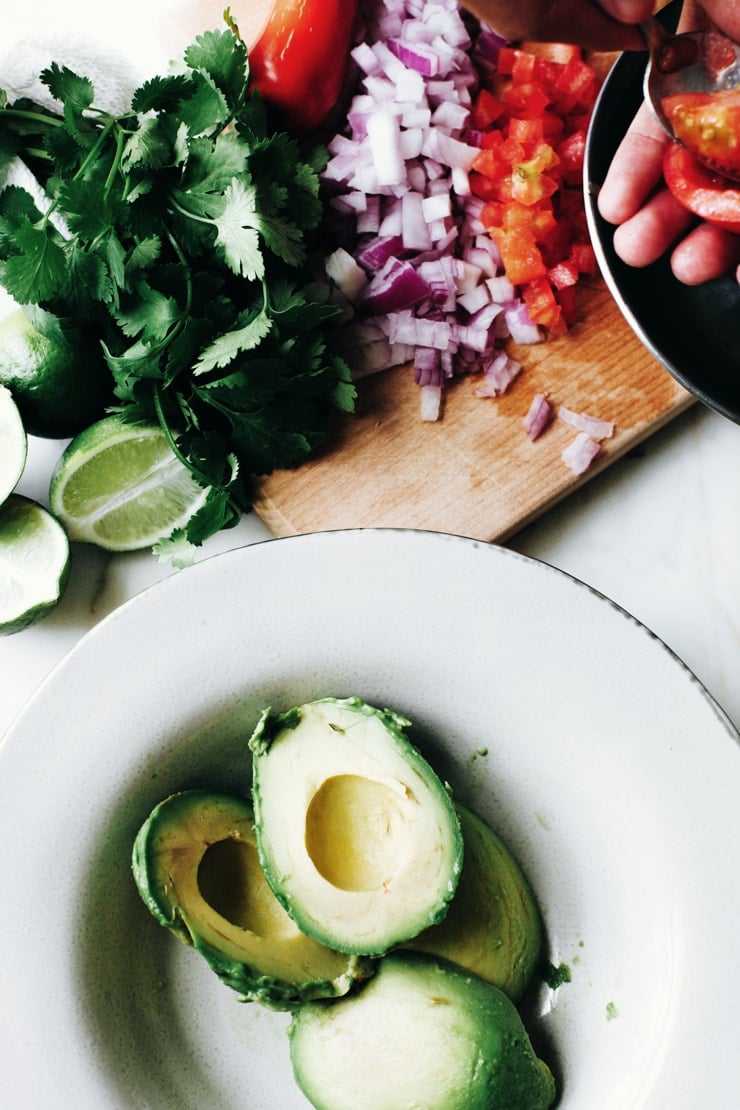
[249,696,464,956]
[131,790,374,1009]
[404,802,543,1001]
[288,952,557,1110]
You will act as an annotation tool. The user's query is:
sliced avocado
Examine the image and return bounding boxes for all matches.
[249,696,463,956]
[404,802,543,1001]
[131,790,374,1009]
[288,952,557,1110]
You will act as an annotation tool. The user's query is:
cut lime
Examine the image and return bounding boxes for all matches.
[49,415,210,551]
[0,308,112,439]
[0,495,70,635]
[0,384,27,506]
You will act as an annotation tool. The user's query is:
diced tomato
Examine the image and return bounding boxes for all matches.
[556,129,587,185]
[503,81,550,118]
[663,142,740,233]
[495,46,519,77]
[507,117,544,147]
[491,227,548,285]
[567,240,597,274]
[555,285,578,327]
[511,169,559,206]
[523,277,565,332]
[548,259,579,289]
[469,88,507,129]
[466,40,600,334]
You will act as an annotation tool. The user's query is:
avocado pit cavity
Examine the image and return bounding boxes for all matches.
[305,774,416,892]
[198,837,293,937]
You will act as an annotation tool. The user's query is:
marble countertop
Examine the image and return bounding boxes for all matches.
[3,398,740,742]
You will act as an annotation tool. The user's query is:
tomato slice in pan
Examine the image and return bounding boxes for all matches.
[662,89,740,176]
[663,142,740,234]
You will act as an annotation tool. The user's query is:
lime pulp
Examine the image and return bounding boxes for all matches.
[0,495,70,634]
[49,415,210,551]
[0,384,27,506]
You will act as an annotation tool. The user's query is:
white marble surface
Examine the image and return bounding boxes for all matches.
[3,399,740,744]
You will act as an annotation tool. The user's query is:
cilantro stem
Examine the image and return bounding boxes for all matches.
[152,385,215,492]
[104,126,126,199]
[0,107,64,129]
[166,230,193,316]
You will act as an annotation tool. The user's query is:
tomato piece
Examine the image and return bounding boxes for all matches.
[248,0,358,133]
[491,227,548,285]
[470,88,507,129]
[662,89,740,175]
[523,276,562,329]
[556,129,587,185]
[663,142,740,233]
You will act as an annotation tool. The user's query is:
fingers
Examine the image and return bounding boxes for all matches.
[669,222,740,285]
[597,102,668,224]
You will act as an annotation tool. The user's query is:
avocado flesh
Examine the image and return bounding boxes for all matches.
[289,952,556,1110]
[405,803,543,1001]
[131,790,374,1009]
[249,697,464,956]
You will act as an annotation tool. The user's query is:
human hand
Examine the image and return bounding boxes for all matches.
[598,0,740,284]
[462,0,655,50]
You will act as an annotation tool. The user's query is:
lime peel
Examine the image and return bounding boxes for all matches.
[0,495,70,635]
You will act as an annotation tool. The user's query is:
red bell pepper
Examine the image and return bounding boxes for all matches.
[248,0,358,133]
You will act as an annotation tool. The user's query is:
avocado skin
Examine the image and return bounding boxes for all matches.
[131,790,374,1009]
[289,952,556,1110]
[405,802,543,1001]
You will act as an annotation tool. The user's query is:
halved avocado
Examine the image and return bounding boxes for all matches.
[288,952,557,1110]
[131,790,375,1009]
[404,802,543,1001]
[249,697,463,956]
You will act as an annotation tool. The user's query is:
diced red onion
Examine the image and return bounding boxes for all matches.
[420,383,443,421]
[503,302,543,345]
[558,406,615,441]
[325,247,369,303]
[388,37,441,76]
[363,256,432,313]
[562,432,602,475]
[522,393,553,441]
[474,350,522,396]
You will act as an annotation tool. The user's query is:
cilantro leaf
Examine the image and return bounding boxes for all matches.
[131,74,194,115]
[183,27,248,111]
[1,223,67,302]
[193,305,272,374]
[121,117,173,171]
[115,282,181,343]
[211,178,264,280]
[0,21,355,556]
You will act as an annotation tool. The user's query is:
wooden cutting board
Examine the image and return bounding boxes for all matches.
[252,274,692,542]
[252,48,693,542]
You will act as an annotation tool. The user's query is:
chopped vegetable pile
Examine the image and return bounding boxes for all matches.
[0,0,607,578]
[319,0,599,423]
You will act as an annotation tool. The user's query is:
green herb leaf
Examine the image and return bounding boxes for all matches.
[0,19,355,556]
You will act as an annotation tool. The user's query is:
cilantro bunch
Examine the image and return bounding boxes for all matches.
[0,20,355,554]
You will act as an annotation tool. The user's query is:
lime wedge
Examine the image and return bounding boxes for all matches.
[49,415,210,551]
[0,384,27,506]
[0,495,70,635]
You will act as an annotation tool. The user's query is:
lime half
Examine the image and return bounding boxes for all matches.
[0,383,27,506]
[49,415,210,551]
[0,495,70,634]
